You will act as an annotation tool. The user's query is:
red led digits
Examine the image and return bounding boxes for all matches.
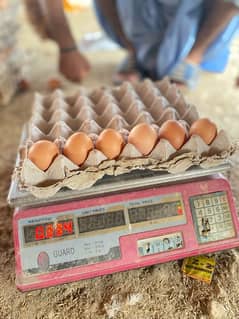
[45,224,54,239]
[63,220,73,234]
[177,206,183,215]
[35,225,45,240]
[33,220,73,242]
[55,223,63,237]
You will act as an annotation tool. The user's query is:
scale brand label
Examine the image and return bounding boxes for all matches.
[53,247,75,258]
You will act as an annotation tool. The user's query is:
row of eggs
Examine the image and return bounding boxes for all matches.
[28,118,217,171]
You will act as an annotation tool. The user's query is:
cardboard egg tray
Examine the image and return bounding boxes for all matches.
[15,78,237,198]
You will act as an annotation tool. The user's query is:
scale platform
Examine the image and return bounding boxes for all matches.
[8,163,239,291]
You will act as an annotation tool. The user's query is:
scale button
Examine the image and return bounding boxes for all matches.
[207,216,215,224]
[195,208,205,217]
[213,205,222,214]
[37,252,50,272]
[203,198,212,207]
[219,195,228,204]
[224,230,235,238]
[221,204,230,213]
[215,213,224,223]
[210,224,217,233]
[197,217,202,226]
[216,223,226,232]
[194,199,204,209]
[224,213,232,221]
[224,220,233,229]
[204,207,213,216]
[212,197,220,205]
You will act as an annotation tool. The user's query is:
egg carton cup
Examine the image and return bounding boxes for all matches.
[16,132,237,198]
[27,78,198,142]
[14,78,238,198]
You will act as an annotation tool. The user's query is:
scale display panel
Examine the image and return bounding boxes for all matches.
[128,200,182,224]
[77,210,125,234]
[24,219,75,244]
[12,176,239,291]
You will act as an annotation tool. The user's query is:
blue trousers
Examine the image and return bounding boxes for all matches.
[94,0,239,79]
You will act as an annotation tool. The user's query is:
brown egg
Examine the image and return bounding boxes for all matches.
[18,78,31,92]
[28,140,59,171]
[47,77,62,91]
[95,129,125,159]
[63,132,94,165]
[128,123,158,155]
[189,118,217,144]
[158,120,187,149]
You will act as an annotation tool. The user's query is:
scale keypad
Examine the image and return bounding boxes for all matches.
[190,191,235,244]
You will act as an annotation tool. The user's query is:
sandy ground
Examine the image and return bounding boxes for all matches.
[1,6,239,319]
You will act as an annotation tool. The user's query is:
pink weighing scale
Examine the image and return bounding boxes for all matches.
[8,163,239,291]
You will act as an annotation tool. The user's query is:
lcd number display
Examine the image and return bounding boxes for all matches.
[24,219,74,244]
[78,210,125,233]
[128,200,182,224]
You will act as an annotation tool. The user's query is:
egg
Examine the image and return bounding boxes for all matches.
[95,129,125,159]
[18,78,30,92]
[189,118,217,144]
[28,140,59,171]
[128,123,158,155]
[63,132,94,165]
[47,77,62,91]
[158,120,187,149]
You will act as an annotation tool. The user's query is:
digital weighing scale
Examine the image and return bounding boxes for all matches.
[8,163,239,291]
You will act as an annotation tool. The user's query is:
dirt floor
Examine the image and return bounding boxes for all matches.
[1,6,239,319]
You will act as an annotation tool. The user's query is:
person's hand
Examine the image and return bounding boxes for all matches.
[59,50,90,82]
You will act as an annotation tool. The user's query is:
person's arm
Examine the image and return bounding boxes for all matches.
[186,0,239,64]
[39,0,77,50]
[31,0,90,82]
[96,0,134,52]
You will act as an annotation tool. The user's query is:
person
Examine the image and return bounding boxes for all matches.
[201,217,211,237]
[24,0,239,87]
[175,235,183,248]
[162,237,173,251]
[145,242,152,254]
